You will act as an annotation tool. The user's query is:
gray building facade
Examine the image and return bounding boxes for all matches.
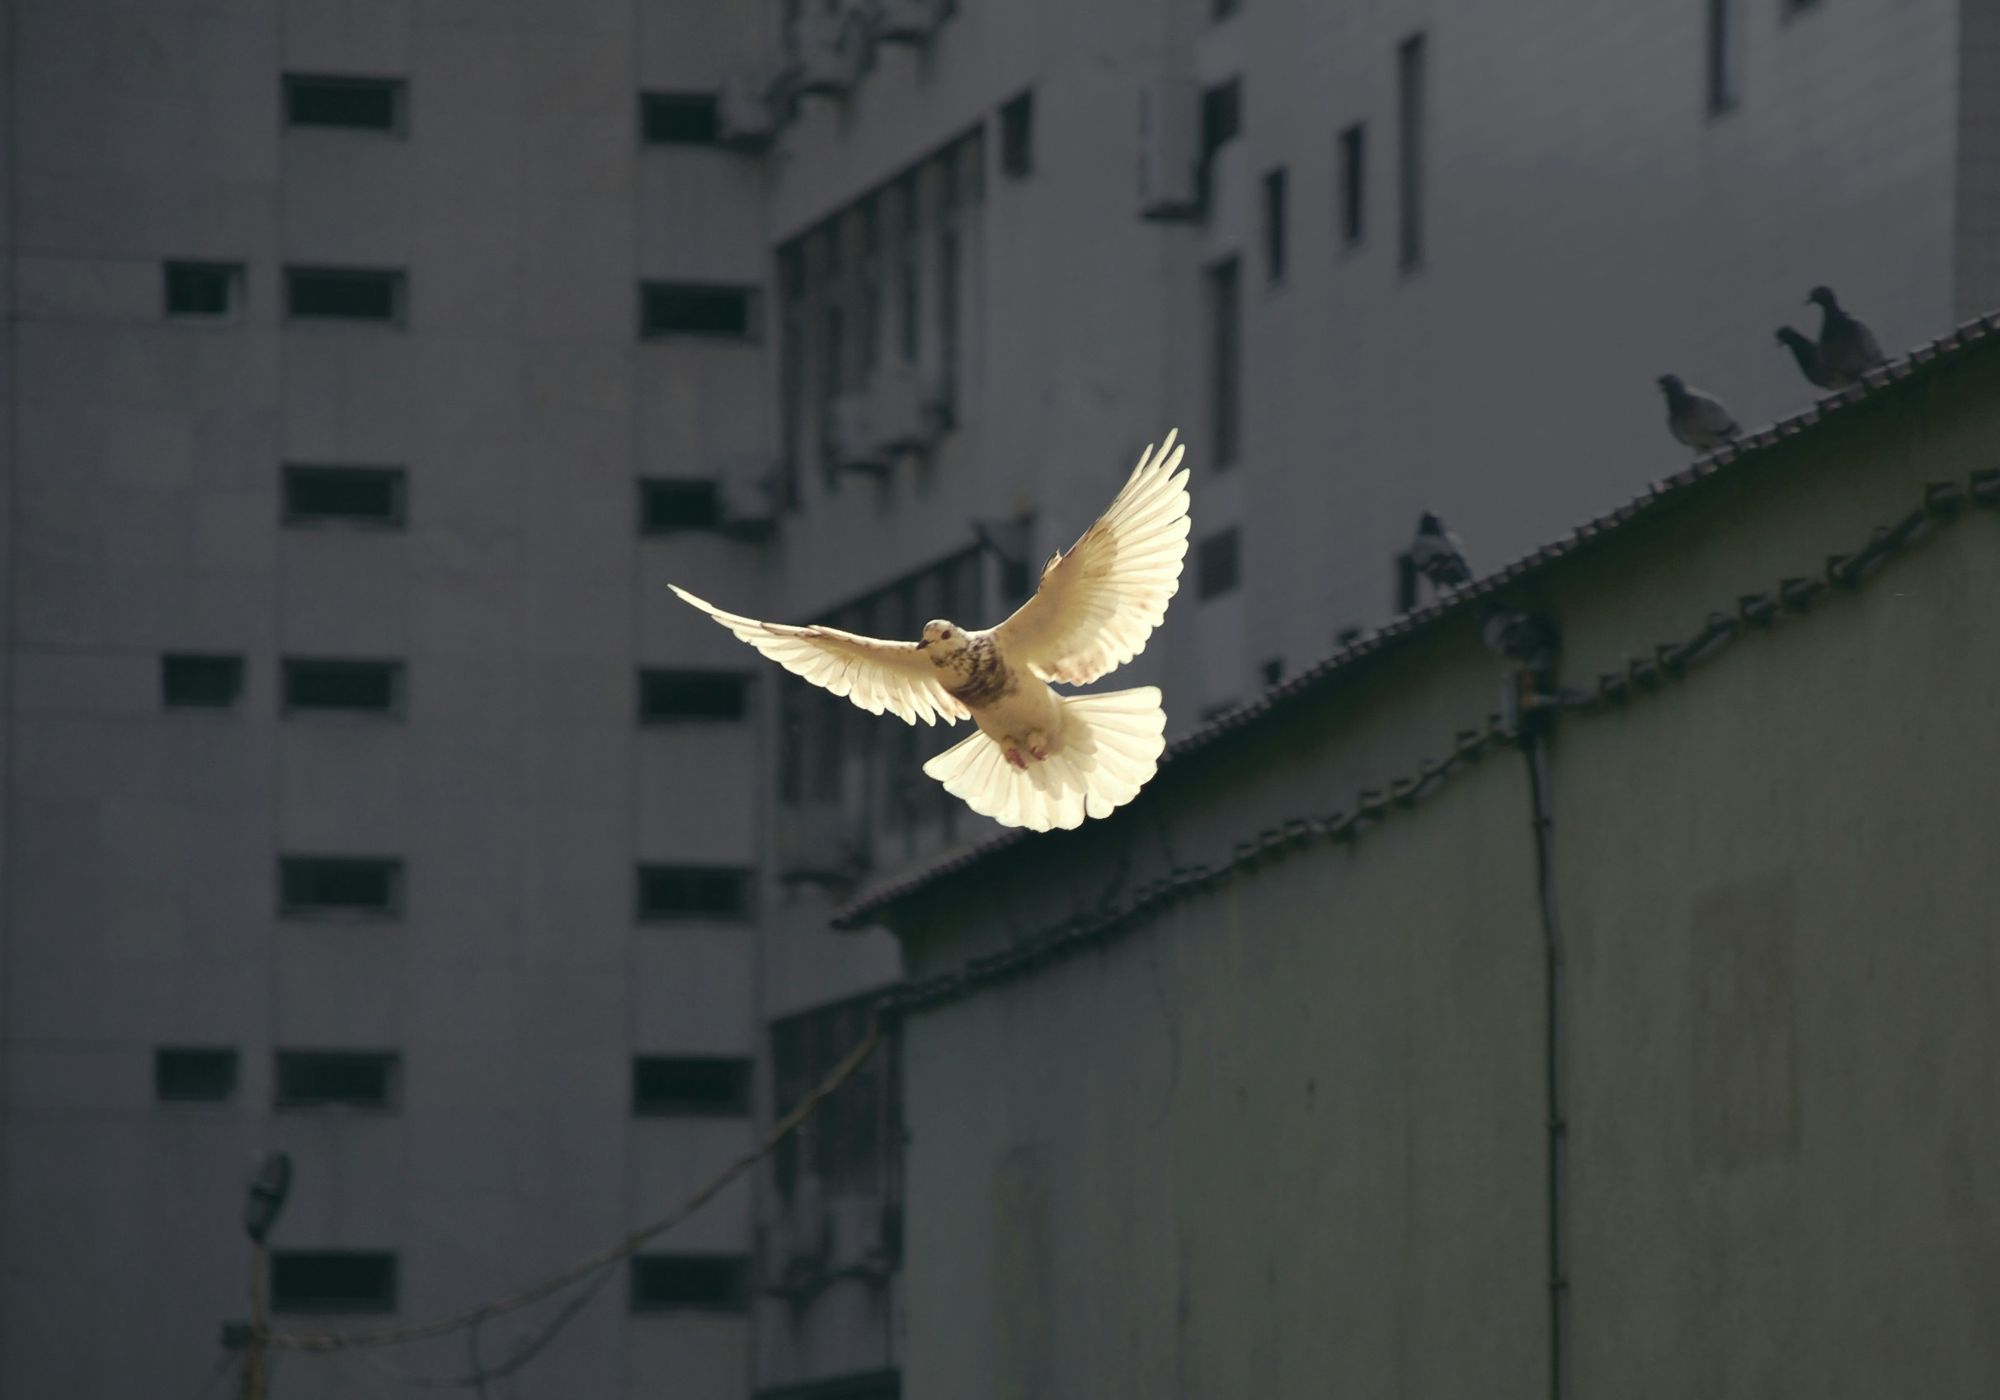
[2,2,776,1397]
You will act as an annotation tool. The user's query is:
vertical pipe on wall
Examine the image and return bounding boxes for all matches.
[1522,728,1569,1400]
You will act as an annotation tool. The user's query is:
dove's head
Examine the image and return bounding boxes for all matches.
[917,620,970,660]
[1656,373,1685,396]
[1806,285,1838,310]
[1775,326,1810,350]
[1416,511,1444,536]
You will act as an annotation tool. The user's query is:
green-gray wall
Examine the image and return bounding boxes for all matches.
[878,340,2000,1398]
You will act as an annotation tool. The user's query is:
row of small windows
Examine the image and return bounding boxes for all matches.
[205,1249,746,1315]
[1235,0,1822,322]
[166,262,405,323]
[164,261,753,338]
[256,856,751,921]
[162,655,749,723]
[174,463,739,536]
[163,656,404,713]
[1200,38,1422,474]
[157,1048,400,1106]
[283,68,733,157]
[155,1047,753,1116]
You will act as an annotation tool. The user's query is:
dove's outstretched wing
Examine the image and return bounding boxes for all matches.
[991,430,1191,686]
[670,585,969,726]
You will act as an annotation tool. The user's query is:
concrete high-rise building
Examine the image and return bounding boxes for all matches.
[1,1,1993,1398]
[1,3,782,1397]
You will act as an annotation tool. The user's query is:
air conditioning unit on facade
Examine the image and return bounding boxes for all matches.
[716,457,779,539]
[829,388,891,474]
[868,361,934,454]
[1137,75,1202,221]
[776,803,871,886]
[796,7,865,97]
[920,365,957,435]
[870,0,942,44]
[784,1175,830,1265]
[717,68,777,150]
[827,1193,892,1278]
[763,1173,830,1299]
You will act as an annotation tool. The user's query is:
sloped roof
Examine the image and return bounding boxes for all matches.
[834,308,2000,929]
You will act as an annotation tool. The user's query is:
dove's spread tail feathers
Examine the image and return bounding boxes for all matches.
[922,687,1167,832]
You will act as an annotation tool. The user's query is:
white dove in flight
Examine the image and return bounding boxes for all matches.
[670,431,1192,832]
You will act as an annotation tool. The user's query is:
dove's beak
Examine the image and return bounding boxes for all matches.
[915,639,931,650]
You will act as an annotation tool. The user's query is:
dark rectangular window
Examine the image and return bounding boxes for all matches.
[638,478,722,533]
[636,864,752,921]
[155,1047,238,1102]
[1339,123,1366,247]
[999,89,1034,177]
[641,282,757,339]
[1707,0,1739,114]
[282,464,406,527]
[1262,166,1287,283]
[639,670,749,723]
[274,1051,399,1110]
[630,1254,750,1312]
[283,659,403,716]
[1198,528,1241,599]
[1206,258,1241,469]
[820,299,847,459]
[283,74,405,133]
[778,680,806,805]
[935,225,959,402]
[641,91,720,145]
[279,856,403,918]
[896,176,921,364]
[271,1251,399,1313]
[162,653,245,710]
[1200,79,1242,161]
[631,1057,753,1117]
[287,267,404,324]
[858,199,882,376]
[164,261,241,317]
[1397,33,1426,271]
[778,245,807,501]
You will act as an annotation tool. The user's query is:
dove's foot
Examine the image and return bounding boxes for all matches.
[1004,746,1028,770]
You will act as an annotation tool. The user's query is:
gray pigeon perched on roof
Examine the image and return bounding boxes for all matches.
[1775,326,1839,390]
[1408,512,1472,590]
[1657,374,1739,453]
[1808,285,1886,385]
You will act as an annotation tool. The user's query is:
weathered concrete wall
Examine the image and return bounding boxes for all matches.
[881,342,2000,1397]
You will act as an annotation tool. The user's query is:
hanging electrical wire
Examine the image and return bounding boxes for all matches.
[265,1018,882,1355]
